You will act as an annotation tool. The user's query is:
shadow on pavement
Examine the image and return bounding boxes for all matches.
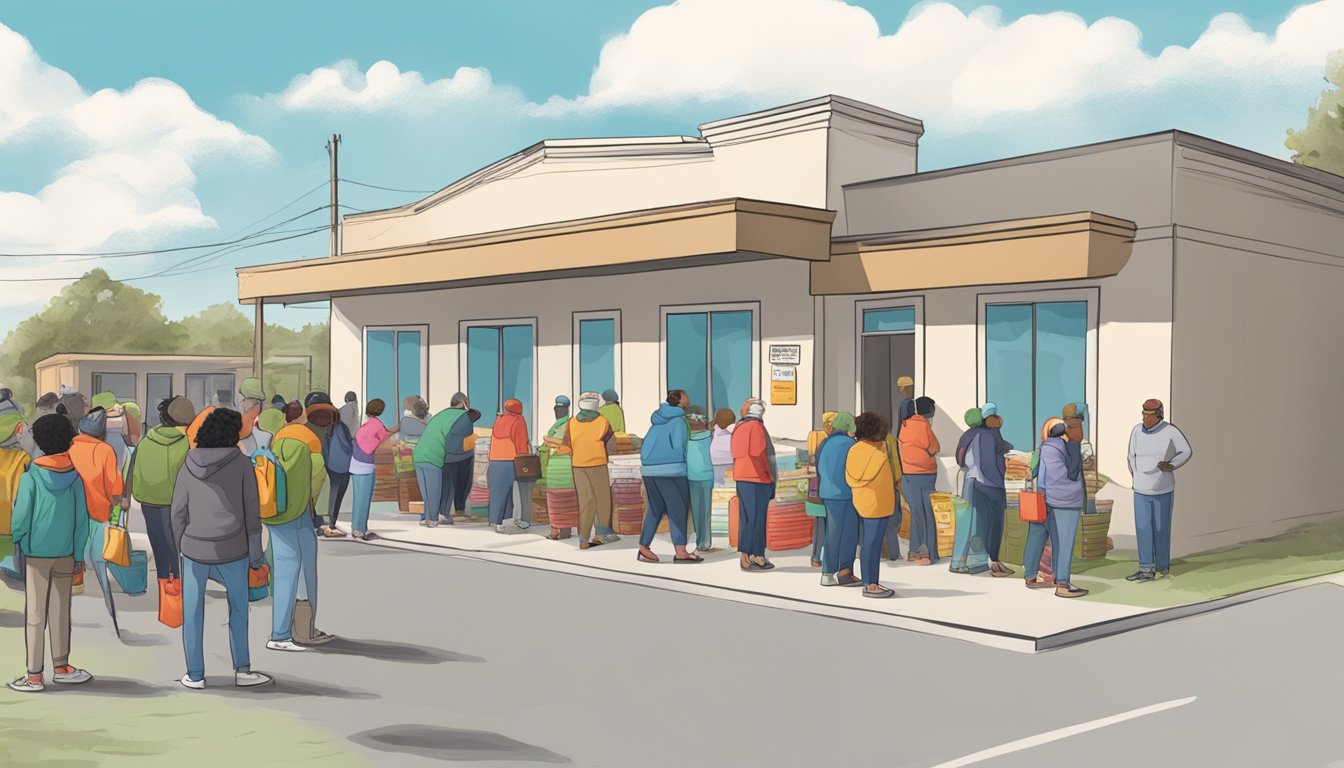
[307,637,485,665]
[322,544,401,558]
[888,588,982,598]
[119,629,173,647]
[214,675,380,700]
[0,609,22,628]
[350,725,570,764]
[46,676,165,697]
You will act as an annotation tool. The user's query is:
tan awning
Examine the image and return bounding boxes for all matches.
[812,212,1136,295]
[238,198,835,304]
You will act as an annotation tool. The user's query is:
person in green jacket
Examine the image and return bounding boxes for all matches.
[412,393,480,527]
[9,415,93,693]
[541,396,574,540]
[131,396,195,581]
[599,390,625,435]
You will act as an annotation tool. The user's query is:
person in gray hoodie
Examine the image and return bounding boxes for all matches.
[170,408,271,690]
[1032,421,1088,599]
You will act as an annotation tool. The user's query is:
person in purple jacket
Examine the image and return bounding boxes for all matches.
[1035,420,1089,598]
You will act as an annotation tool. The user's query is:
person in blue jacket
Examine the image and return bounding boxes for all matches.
[637,390,702,564]
[817,412,862,587]
[1030,419,1089,599]
[322,404,355,538]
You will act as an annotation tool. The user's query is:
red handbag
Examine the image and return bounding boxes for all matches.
[1018,489,1048,523]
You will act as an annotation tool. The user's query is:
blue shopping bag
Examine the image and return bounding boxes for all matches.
[951,476,990,574]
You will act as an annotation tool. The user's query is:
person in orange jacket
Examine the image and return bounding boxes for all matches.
[68,407,125,599]
[898,396,941,565]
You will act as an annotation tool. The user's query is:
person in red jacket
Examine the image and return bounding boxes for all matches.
[732,398,776,571]
[487,399,531,534]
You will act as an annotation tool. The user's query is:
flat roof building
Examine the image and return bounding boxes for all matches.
[236,95,1344,556]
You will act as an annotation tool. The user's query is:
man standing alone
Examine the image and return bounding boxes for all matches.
[1126,399,1192,582]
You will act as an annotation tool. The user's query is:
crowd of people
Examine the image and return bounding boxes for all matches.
[0,376,1193,690]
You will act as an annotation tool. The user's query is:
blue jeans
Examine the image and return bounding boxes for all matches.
[442,459,473,519]
[811,517,827,561]
[141,504,178,579]
[860,516,891,585]
[326,471,350,528]
[267,515,318,642]
[1134,492,1174,573]
[821,498,859,573]
[1048,506,1082,585]
[972,483,1007,562]
[415,463,443,523]
[181,556,250,681]
[689,479,713,549]
[736,481,772,557]
[641,476,690,548]
[903,473,938,562]
[487,461,515,525]
[351,472,375,533]
[1024,520,1050,580]
[884,487,903,560]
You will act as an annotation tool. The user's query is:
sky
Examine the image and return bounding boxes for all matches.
[0,0,1340,331]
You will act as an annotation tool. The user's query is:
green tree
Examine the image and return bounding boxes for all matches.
[0,270,184,410]
[1287,50,1344,177]
[174,303,254,355]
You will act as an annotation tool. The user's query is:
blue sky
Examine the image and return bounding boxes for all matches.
[0,0,1338,330]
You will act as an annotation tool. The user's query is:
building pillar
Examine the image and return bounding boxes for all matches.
[253,300,265,381]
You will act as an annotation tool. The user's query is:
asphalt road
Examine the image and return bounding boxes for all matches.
[37,538,1344,767]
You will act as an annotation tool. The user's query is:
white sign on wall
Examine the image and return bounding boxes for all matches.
[768,345,801,366]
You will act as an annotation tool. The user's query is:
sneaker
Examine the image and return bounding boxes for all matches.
[235,671,273,687]
[438,515,452,525]
[494,525,507,534]
[1025,577,1056,590]
[1055,584,1090,598]
[324,527,347,538]
[427,520,440,528]
[179,674,206,690]
[7,676,44,693]
[820,572,839,587]
[514,520,532,531]
[351,531,366,541]
[300,630,336,646]
[266,640,307,653]
[418,520,430,528]
[364,532,380,542]
[810,559,823,569]
[1125,570,1157,582]
[52,666,92,685]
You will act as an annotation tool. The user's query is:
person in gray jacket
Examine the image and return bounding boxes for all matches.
[171,408,272,690]
[1032,421,1089,599]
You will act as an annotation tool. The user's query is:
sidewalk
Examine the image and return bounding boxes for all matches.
[355,504,1344,653]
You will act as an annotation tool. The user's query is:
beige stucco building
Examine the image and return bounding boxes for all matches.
[236,95,1344,556]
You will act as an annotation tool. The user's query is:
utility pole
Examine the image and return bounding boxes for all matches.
[326,134,341,258]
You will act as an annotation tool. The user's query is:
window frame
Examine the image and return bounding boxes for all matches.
[853,295,925,413]
[977,287,1099,448]
[91,372,137,404]
[362,324,430,426]
[184,372,237,410]
[458,316,538,433]
[659,301,761,414]
[571,310,622,402]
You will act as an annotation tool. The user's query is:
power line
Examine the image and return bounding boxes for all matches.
[2,228,327,283]
[0,182,330,259]
[340,178,437,195]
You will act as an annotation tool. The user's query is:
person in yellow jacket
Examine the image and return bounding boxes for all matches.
[0,414,33,536]
[846,412,897,598]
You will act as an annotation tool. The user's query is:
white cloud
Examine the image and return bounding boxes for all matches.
[265,59,527,115]
[533,0,1344,129]
[0,22,275,307]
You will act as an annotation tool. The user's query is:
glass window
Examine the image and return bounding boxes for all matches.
[502,325,534,431]
[666,313,709,413]
[366,330,397,427]
[1035,302,1087,441]
[666,309,753,415]
[985,301,1088,449]
[91,373,136,403]
[862,307,916,334]
[710,310,752,417]
[146,374,172,427]
[185,374,236,410]
[985,305,1034,451]
[366,328,425,428]
[578,318,616,396]
[466,324,533,430]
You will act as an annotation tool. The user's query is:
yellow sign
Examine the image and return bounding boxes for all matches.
[770,366,797,406]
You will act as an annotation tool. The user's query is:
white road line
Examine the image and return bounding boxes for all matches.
[928,697,1197,768]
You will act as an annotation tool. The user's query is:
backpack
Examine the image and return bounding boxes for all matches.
[251,449,288,520]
